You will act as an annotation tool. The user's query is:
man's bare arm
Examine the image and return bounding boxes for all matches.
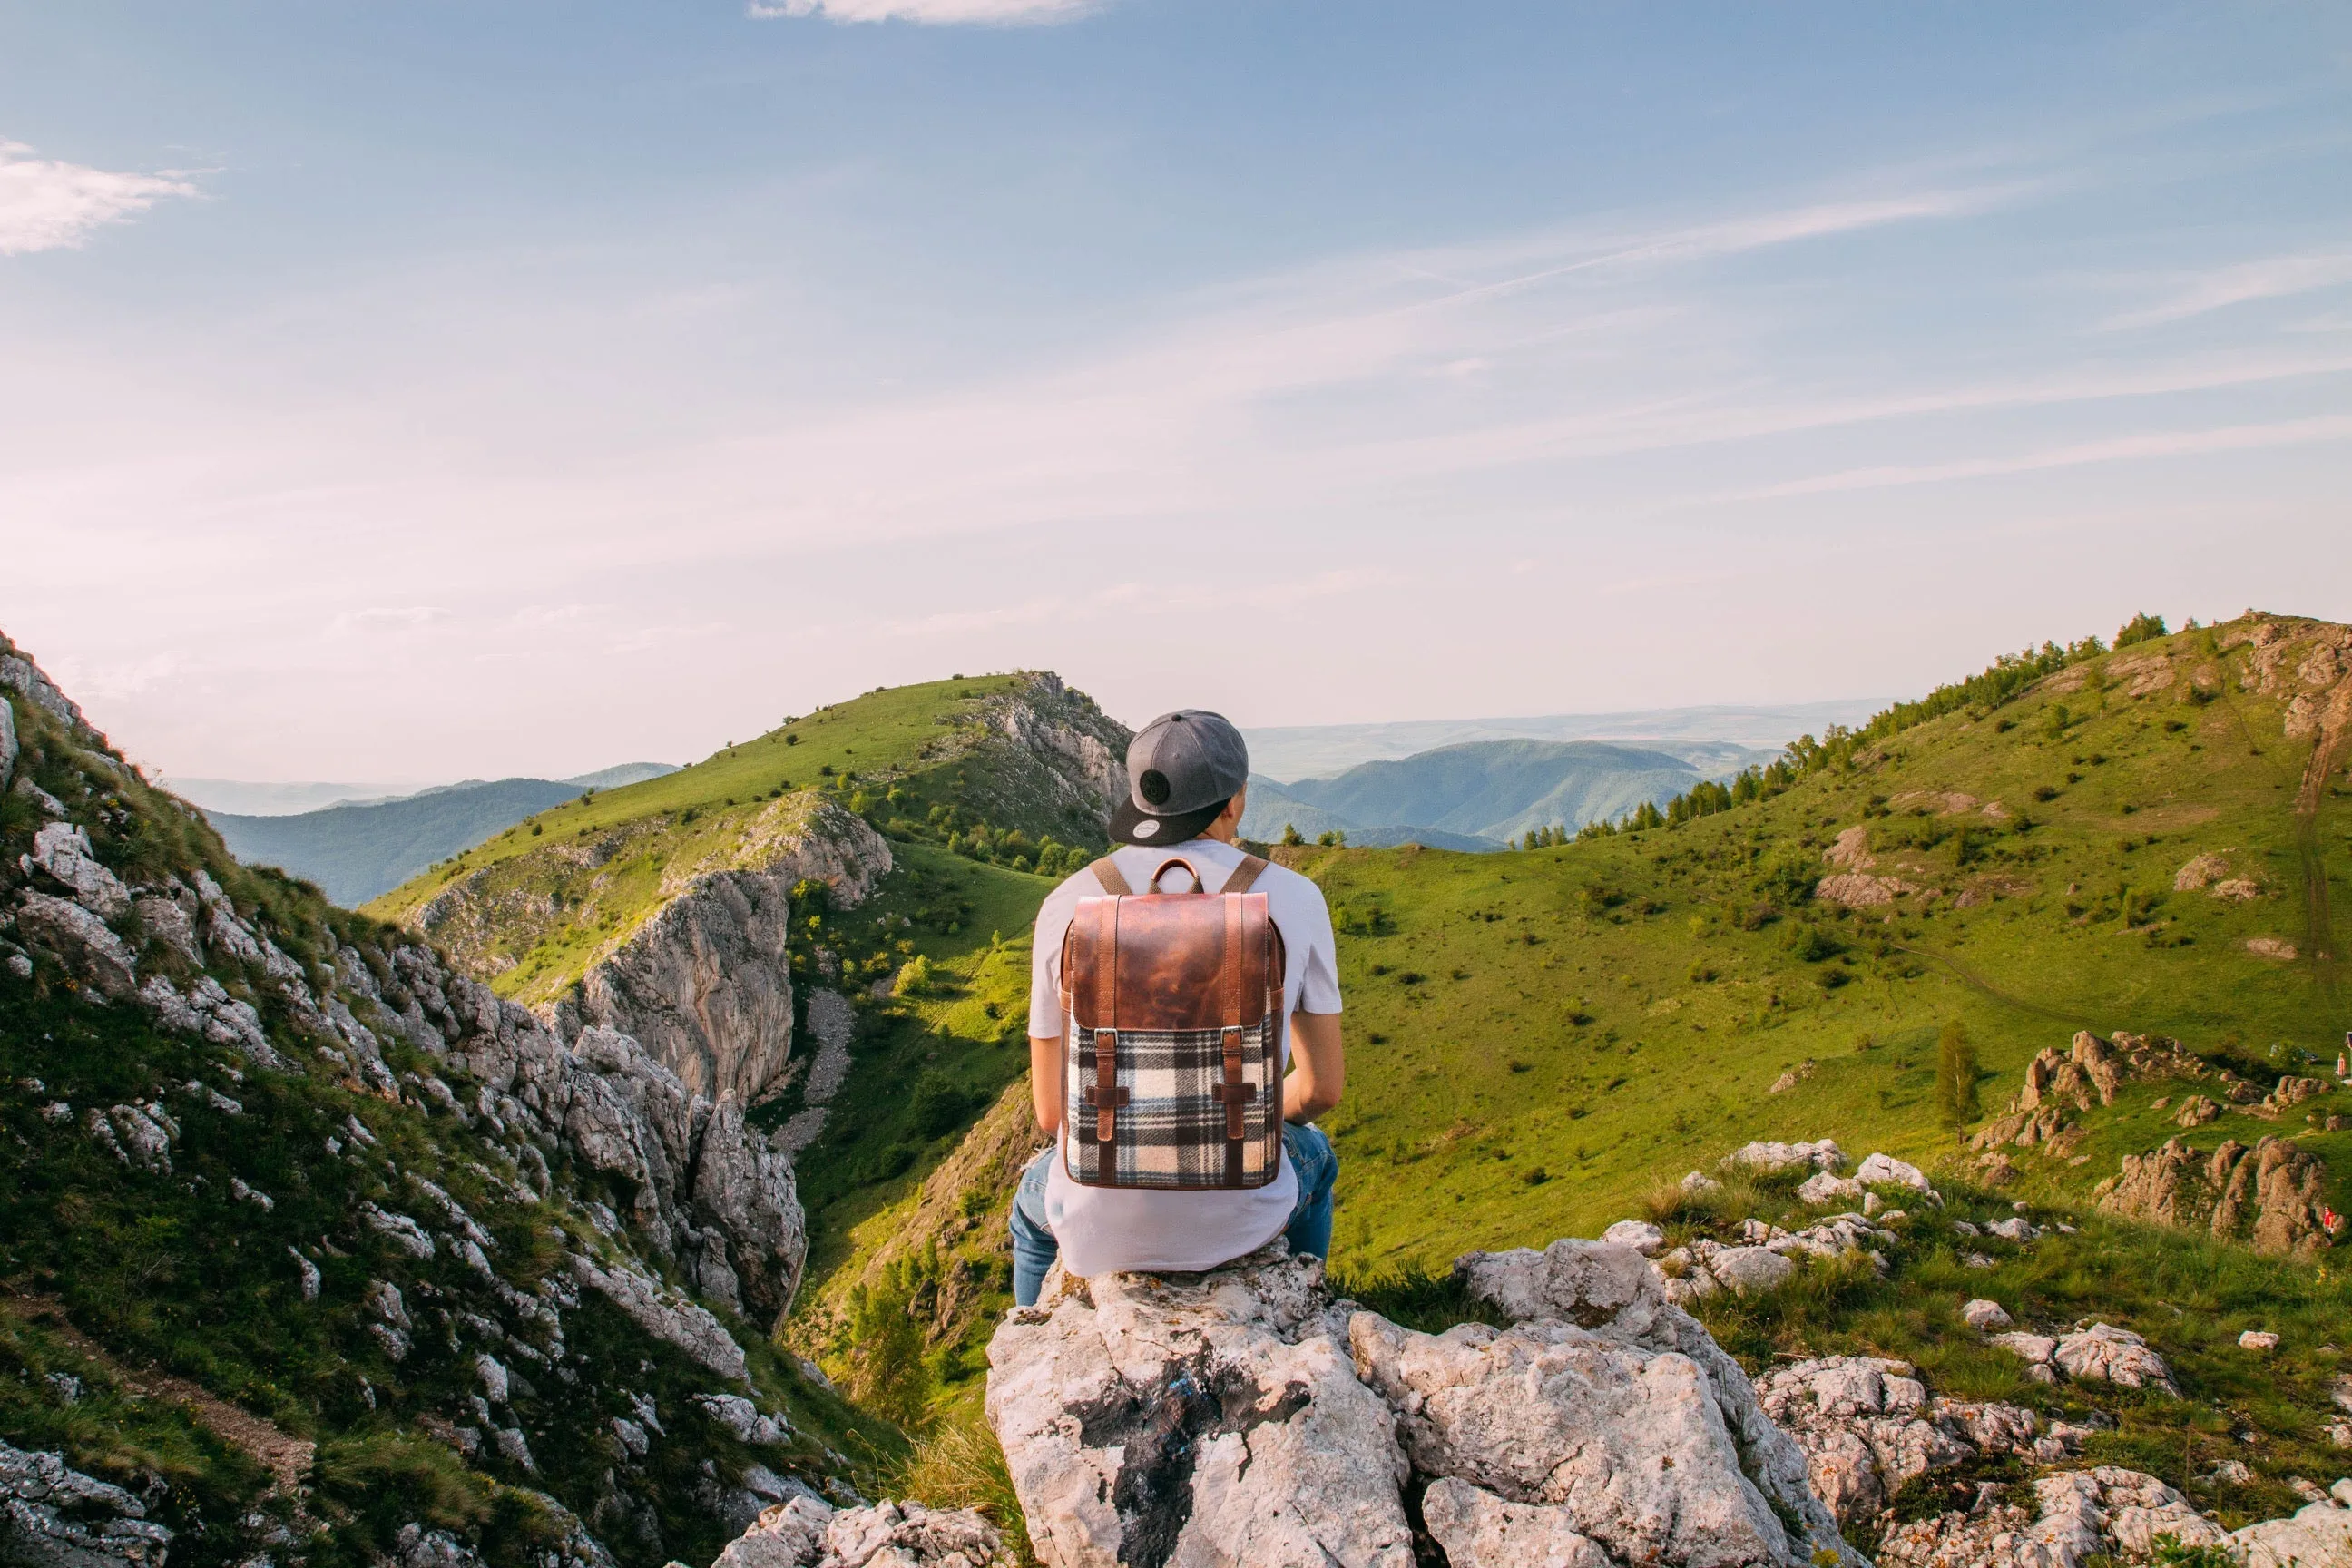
[1029,1035,1063,1135]
[1283,1011,1345,1123]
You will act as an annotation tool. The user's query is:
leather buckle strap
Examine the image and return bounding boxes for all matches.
[1085,1027,1128,1142]
[1212,1026,1248,1140]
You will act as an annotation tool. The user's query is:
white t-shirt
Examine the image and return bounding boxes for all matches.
[1027,838,1343,1278]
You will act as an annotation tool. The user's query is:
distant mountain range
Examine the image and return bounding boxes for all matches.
[201,763,677,906]
[1239,739,1705,850]
[170,761,674,817]
[1240,699,1885,784]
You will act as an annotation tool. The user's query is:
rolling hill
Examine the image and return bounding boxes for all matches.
[1242,698,1883,782]
[1259,737,1705,846]
[1237,775,1505,851]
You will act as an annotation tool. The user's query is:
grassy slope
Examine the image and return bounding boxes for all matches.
[1301,616,2349,1271]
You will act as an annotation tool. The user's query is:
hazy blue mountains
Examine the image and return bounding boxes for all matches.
[1240,739,1702,849]
[204,764,676,906]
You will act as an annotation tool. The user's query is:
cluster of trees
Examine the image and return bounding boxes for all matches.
[876,799,1094,877]
[1278,825,1348,848]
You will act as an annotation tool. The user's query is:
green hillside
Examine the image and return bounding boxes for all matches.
[1295,611,2350,1269]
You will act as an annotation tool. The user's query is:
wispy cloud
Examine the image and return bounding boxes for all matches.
[0,141,198,256]
[2105,249,2352,329]
[1699,412,2352,504]
[747,0,1096,24]
[331,605,451,634]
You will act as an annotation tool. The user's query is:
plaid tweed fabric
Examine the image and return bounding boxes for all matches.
[1062,1011,1281,1188]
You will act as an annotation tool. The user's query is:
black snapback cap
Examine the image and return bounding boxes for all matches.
[1107,709,1250,847]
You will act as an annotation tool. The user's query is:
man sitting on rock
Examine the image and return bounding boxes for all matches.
[1010,709,1346,1306]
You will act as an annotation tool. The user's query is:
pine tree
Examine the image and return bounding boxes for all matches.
[1936,1020,1980,1128]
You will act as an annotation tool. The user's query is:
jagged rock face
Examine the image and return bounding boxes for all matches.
[0,1438,172,1567]
[388,956,809,1321]
[0,642,808,1330]
[985,1240,1857,1568]
[2096,1134,2335,1258]
[564,801,888,1104]
[569,867,799,1105]
[971,674,1131,833]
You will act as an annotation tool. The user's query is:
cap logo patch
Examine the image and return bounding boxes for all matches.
[1139,769,1171,805]
[1132,819,1159,838]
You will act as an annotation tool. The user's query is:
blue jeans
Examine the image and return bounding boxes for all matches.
[1009,1122,1339,1308]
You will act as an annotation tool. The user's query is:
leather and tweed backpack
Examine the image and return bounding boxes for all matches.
[1058,854,1286,1190]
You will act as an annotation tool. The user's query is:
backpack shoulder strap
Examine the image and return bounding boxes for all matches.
[1089,857,1133,897]
[1220,853,1269,896]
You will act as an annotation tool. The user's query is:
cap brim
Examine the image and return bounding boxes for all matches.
[1107,795,1229,848]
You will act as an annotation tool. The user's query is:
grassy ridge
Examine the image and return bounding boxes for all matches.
[360,673,1117,1008]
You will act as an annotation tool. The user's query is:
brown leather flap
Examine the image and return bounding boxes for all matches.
[1066,891,1277,1033]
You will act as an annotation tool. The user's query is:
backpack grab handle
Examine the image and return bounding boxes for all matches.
[1147,857,1205,893]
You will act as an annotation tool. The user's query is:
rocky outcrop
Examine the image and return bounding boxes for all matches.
[1722,1139,1846,1173]
[2095,1135,2337,1258]
[1990,1324,2177,1396]
[985,1240,1857,1568]
[1877,1466,2226,1568]
[0,1439,172,1566]
[967,674,1131,835]
[712,1496,1011,1568]
[1655,1213,1897,1304]
[383,956,809,1321]
[2235,1481,2352,1568]
[1757,1357,2054,1528]
[1969,1030,2301,1167]
[564,799,888,1105]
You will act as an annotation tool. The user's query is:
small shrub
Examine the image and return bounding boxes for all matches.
[1785,924,1843,963]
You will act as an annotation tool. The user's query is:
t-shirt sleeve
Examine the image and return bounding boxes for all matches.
[1294,888,1343,1014]
[1027,881,1080,1038]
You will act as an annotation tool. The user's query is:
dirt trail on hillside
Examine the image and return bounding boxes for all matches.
[1887,942,2094,1030]
[3,1291,315,1494]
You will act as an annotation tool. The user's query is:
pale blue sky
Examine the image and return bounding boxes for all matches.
[2,3,2347,778]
